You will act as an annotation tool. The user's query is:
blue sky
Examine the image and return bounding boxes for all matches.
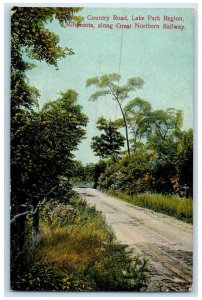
[26,7,194,163]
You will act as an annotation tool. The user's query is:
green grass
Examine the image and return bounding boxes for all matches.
[107,191,193,224]
[12,193,148,291]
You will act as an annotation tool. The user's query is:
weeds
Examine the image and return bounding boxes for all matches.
[12,193,148,291]
[107,191,193,223]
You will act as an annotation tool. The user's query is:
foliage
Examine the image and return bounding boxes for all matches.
[175,128,193,193]
[12,263,94,292]
[72,119,193,198]
[11,90,88,217]
[11,7,82,116]
[11,90,88,277]
[71,160,86,185]
[87,73,144,155]
[94,101,193,197]
[85,160,107,188]
[40,200,79,228]
[11,6,82,68]
[11,194,148,291]
[147,128,193,196]
[91,117,125,159]
[71,161,107,189]
[148,108,183,141]
[86,244,148,291]
[122,97,152,151]
[11,6,86,252]
[98,152,150,194]
[107,191,193,224]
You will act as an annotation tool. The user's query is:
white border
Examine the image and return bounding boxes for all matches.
[2,1,201,299]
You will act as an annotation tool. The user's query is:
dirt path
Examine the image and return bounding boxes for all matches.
[74,187,193,292]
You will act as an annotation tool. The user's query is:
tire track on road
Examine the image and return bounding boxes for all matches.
[74,187,193,292]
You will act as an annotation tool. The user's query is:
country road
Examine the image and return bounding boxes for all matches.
[74,187,193,292]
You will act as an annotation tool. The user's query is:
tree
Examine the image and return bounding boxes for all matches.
[146,108,185,193]
[11,7,84,213]
[11,90,88,256]
[83,161,107,189]
[176,128,193,196]
[91,117,125,159]
[10,7,85,258]
[148,108,183,141]
[97,104,193,196]
[86,73,144,156]
[24,90,88,199]
[121,97,151,152]
[11,7,83,112]
[98,151,150,194]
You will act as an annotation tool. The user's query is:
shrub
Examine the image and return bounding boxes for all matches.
[12,263,95,291]
[85,244,148,291]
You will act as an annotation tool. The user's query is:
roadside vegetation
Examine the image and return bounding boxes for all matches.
[12,193,148,291]
[74,81,193,223]
[72,132,193,224]
[107,191,193,224]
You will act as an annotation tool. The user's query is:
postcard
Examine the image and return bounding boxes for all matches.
[10,5,194,293]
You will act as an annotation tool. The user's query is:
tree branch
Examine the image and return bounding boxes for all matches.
[10,186,57,224]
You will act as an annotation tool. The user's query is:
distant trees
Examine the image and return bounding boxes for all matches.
[91,117,125,159]
[86,96,193,197]
[86,73,144,156]
[97,125,193,197]
[84,73,193,195]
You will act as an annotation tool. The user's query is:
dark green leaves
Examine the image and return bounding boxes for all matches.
[91,117,125,159]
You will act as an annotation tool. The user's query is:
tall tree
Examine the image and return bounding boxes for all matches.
[10,7,85,256]
[11,6,84,210]
[11,89,88,269]
[91,117,125,159]
[86,73,144,156]
[121,97,151,151]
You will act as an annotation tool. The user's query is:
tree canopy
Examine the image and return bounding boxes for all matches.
[10,7,87,258]
[91,117,125,159]
[87,73,144,155]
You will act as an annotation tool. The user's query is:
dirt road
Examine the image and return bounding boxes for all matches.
[74,187,193,292]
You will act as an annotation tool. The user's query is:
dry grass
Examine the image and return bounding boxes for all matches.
[107,191,193,223]
[13,195,148,291]
[36,200,112,271]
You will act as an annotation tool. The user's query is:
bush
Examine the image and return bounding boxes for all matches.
[85,244,148,291]
[40,199,79,228]
[98,152,150,194]
[12,263,95,291]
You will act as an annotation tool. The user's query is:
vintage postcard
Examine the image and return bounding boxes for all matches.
[10,5,194,293]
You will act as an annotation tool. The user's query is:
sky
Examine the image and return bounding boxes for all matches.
[26,7,194,164]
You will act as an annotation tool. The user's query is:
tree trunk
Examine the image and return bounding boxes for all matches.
[32,196,39,247]
[117,101,130,156]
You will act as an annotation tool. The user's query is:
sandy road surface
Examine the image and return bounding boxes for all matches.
[74,187,193,292]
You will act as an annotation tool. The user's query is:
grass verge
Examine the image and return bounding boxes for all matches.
[11,193,148,291]
[106,191,192,223]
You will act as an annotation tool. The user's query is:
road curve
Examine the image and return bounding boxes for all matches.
[74,187,193,292]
